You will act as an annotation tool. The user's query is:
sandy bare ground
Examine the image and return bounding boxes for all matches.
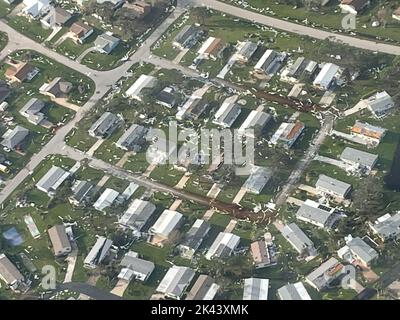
[169,199,182,211]
[110,279,130,297]
[87,139,105,157]
[175,174,191,189]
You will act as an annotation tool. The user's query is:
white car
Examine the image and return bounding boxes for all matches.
[3,147,11,153]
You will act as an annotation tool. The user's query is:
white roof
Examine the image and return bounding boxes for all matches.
[23,0,49,17]
[156,266,195,298]
[214,95,238,119]
[270,122,290,144]
[93,188,119,211]
[176,96,199,120]
[213,95,241,127]
[243,278,269,300]
[125,75,157,100]
[118,199,156,231]
[205,232,240,260]
[254,49,275,70]
[278,282,312,300]
[238,110,271,136]
[84,236,113,267]
[150,209,183,238]
[36,165,69,193]
[198,36,217,55]
[313,63,340,89]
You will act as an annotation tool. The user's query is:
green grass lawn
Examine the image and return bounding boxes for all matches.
[93,127,126,164]
[222,0,400,44]
[0,31,8,51]
[0,155,126,296]
[0,1,12,18]
[53,29,101,60]
[81,42,130,71]
[7,16,52,43]
[149,165,185,187]
[7,50,95,106]
[0,49,94,181]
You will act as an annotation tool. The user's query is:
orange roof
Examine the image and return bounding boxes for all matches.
[286,121,304,140]
[351,122,385,139]
[5,62,34,82]
[327,262,344,276]
[70,21,92,37]
[205,38,223,55]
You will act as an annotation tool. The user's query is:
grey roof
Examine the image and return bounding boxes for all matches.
[296,203,335,228]
[281,222,316,256]
[71,180,93,203]
[243,166,272,194]
[237,41,258,60]
[0,253,24,286]
[286,57,310,78]
[306,257,342,291]
[366,91,394,116]
[0,81,11,103]
[118,199,156,231]
[120,251,155,277]
[157,266,195,298]
[255,49,278,71]
[174,25,201,47]
[1,125,29,149]
[213,96,241,128]
[42,7,72,26]
[48,225,71,255]
[316,174,351,198]
[94,33,120,53]
[313,63,340,90]
[89,112,120,138]
[277,282,311,300]
[243,278,269,300]
[84,237,113,267]
[205,232,240,260]
[179,219,210,252]
[347,237,378,264]
[239,110,272,136]
[20,98,46,125]
[340,147,378,168]
[20,98,45,116]
[116,124,147,151]
[93,188,119,211]
[370,213,400,240]
[156,86,177,107]
[42,77,72,98]
[186,275,218,300]
[36,166,69,194]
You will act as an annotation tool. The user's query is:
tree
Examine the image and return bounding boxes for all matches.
[223,255,253,279]
[191,7,209,25]
[377,7,392,27]
[352,176,386,221]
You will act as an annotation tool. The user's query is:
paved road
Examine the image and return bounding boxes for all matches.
[275,113,335,207]
[48,282,123,300]
[0,6,187,205]
[59,145,216,208]
[193,0,400,56]
[0,0,397,208]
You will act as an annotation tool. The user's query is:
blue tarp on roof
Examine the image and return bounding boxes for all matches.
[2,227,24,246]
